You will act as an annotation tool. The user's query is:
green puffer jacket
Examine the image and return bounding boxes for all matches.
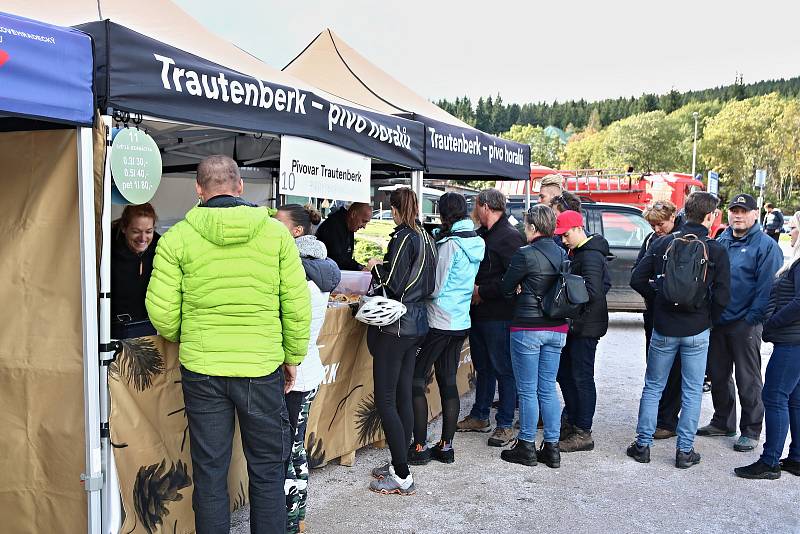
[145,203,311,377]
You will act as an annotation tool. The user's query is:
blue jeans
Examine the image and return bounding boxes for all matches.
[469,320,517,428]
[181,366,291,534]
[510,330,567,442]
[636,329,710,452]
[760,344,800,466]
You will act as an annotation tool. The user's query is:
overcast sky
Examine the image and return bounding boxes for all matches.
[173,0,800,105]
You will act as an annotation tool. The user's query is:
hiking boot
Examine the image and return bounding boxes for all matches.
[371,462,390,479]
[408,443,431,466]
[696,424,735,437]
[456,415,491,433]
[654,428,677,440]
[536,441,561,468]
[675,449,701,469]
[733,435,759,452]
[560,420,576,441]
[488,427,515,447]
[431,441,455,464]
[780,457,800,476]
[734,460,781,480]
[559,428,594,452]
[500,438,537,466]
[626,441,651,463]
[369,466,416,495]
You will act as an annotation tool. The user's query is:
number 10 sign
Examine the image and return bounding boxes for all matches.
[279,135,371,202]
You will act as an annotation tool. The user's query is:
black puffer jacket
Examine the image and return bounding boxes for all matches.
[501,237,566,327]
[569,234,611,338]
[471,215,525,322]
[110,223,160,321]
[371,223,437,337]
[763,261,800,344]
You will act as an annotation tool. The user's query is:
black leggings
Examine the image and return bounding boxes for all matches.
[412,331,465,446]
[367,327,422,478]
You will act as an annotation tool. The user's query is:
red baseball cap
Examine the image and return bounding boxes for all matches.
[554,210,584,235]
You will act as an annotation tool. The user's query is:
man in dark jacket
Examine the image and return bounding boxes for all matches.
[457,188,524,448]
[698,193,783,452]
[554,210,611,453]
[763,202,784,243]
[315,202,372,271]
[628,192,731,469]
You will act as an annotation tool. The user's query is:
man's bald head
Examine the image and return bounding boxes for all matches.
[196,155,243,200]
[346,202,372,232]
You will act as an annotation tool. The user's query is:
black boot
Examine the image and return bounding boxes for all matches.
[501,438,537,466]
[536,441,561,468]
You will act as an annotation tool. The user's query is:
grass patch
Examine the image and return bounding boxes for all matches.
[357,220,395,240]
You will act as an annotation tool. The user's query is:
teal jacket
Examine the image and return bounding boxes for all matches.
[427,219,486,331]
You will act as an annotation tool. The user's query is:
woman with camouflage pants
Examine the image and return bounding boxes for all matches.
[275,205,341,533]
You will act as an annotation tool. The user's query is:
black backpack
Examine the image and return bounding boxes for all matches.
[533,243,590,320]
[660,233,712,309]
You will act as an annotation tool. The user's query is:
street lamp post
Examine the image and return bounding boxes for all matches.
[691,111,700,179]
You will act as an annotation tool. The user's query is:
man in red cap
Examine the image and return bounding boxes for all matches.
[553,210,611,453]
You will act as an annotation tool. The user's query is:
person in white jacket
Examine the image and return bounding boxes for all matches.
[274,204,341,534]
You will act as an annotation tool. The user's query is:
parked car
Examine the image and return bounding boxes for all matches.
[506,199,650,312]
[372,209,392,220]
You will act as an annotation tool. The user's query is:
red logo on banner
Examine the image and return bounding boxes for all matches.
[0,50,9,68]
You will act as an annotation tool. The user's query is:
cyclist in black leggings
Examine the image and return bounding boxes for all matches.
[367,188,437,495]
[408,193,485,465]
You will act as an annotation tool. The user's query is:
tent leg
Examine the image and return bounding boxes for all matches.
[525,177,531,211]
[98,115,122,534]
[411,170,424,221]
[77,126,102,534]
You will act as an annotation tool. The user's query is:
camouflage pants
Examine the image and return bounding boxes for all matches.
[285,388,317,534]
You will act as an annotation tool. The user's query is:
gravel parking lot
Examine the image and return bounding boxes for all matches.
[233,313,800,534]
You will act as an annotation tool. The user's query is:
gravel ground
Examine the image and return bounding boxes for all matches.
[232,313,800,534]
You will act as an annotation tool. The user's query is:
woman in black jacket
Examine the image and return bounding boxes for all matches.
[110,203,160,338]
[736,211,800,479]
[554,210,611,453]
[368,188,437,495]
[499,204,568,468]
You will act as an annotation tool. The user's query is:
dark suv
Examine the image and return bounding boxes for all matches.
[506,199,651,312]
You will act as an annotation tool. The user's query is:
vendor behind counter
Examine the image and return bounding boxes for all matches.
[315,202,372,271]
[111,203,160,338]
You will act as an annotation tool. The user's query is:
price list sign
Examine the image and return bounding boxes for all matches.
[110,128,162,204]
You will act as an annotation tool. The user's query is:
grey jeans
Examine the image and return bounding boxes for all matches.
[707,321,765,439]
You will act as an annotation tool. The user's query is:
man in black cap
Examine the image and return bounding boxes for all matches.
[698,193,783,452]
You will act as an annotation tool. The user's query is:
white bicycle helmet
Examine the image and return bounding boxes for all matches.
[355,295,407,326]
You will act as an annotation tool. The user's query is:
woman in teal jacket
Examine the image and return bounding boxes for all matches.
[408,192,485,465]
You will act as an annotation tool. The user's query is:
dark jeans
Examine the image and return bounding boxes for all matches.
[468,320,516,428]
[644,310,682,431]
[558,335,599,431]
[412,331,465,446]
[181,366,290,534]
[367,327,422,475]
[760,343,800,466]
[707,320,765,439]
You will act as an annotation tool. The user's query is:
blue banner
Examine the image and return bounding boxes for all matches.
[421,116,531,180]
[79,22,425,169]
[0,12,94,126]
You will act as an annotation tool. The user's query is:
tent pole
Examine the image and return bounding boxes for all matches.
[525,176,531,211]
[98,114,122,534]
[411,170,424,221]
[77,126,102,534]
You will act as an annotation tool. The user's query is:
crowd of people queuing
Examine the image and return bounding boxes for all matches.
[110,155,800,534]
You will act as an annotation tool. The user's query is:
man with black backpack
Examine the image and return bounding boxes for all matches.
[628,192,731,469]
[554,210,611,453]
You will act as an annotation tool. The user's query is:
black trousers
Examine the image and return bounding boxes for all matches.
[181,366,290,534]
[707,320,765,439]
[643,310,682,431]
[558,335,599,431]
[367,327,423,473]
[412,331,465,446]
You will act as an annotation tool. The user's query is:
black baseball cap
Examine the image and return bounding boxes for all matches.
[728,193,757,211]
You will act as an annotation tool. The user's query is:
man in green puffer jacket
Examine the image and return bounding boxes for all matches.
[146,155,310,534]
